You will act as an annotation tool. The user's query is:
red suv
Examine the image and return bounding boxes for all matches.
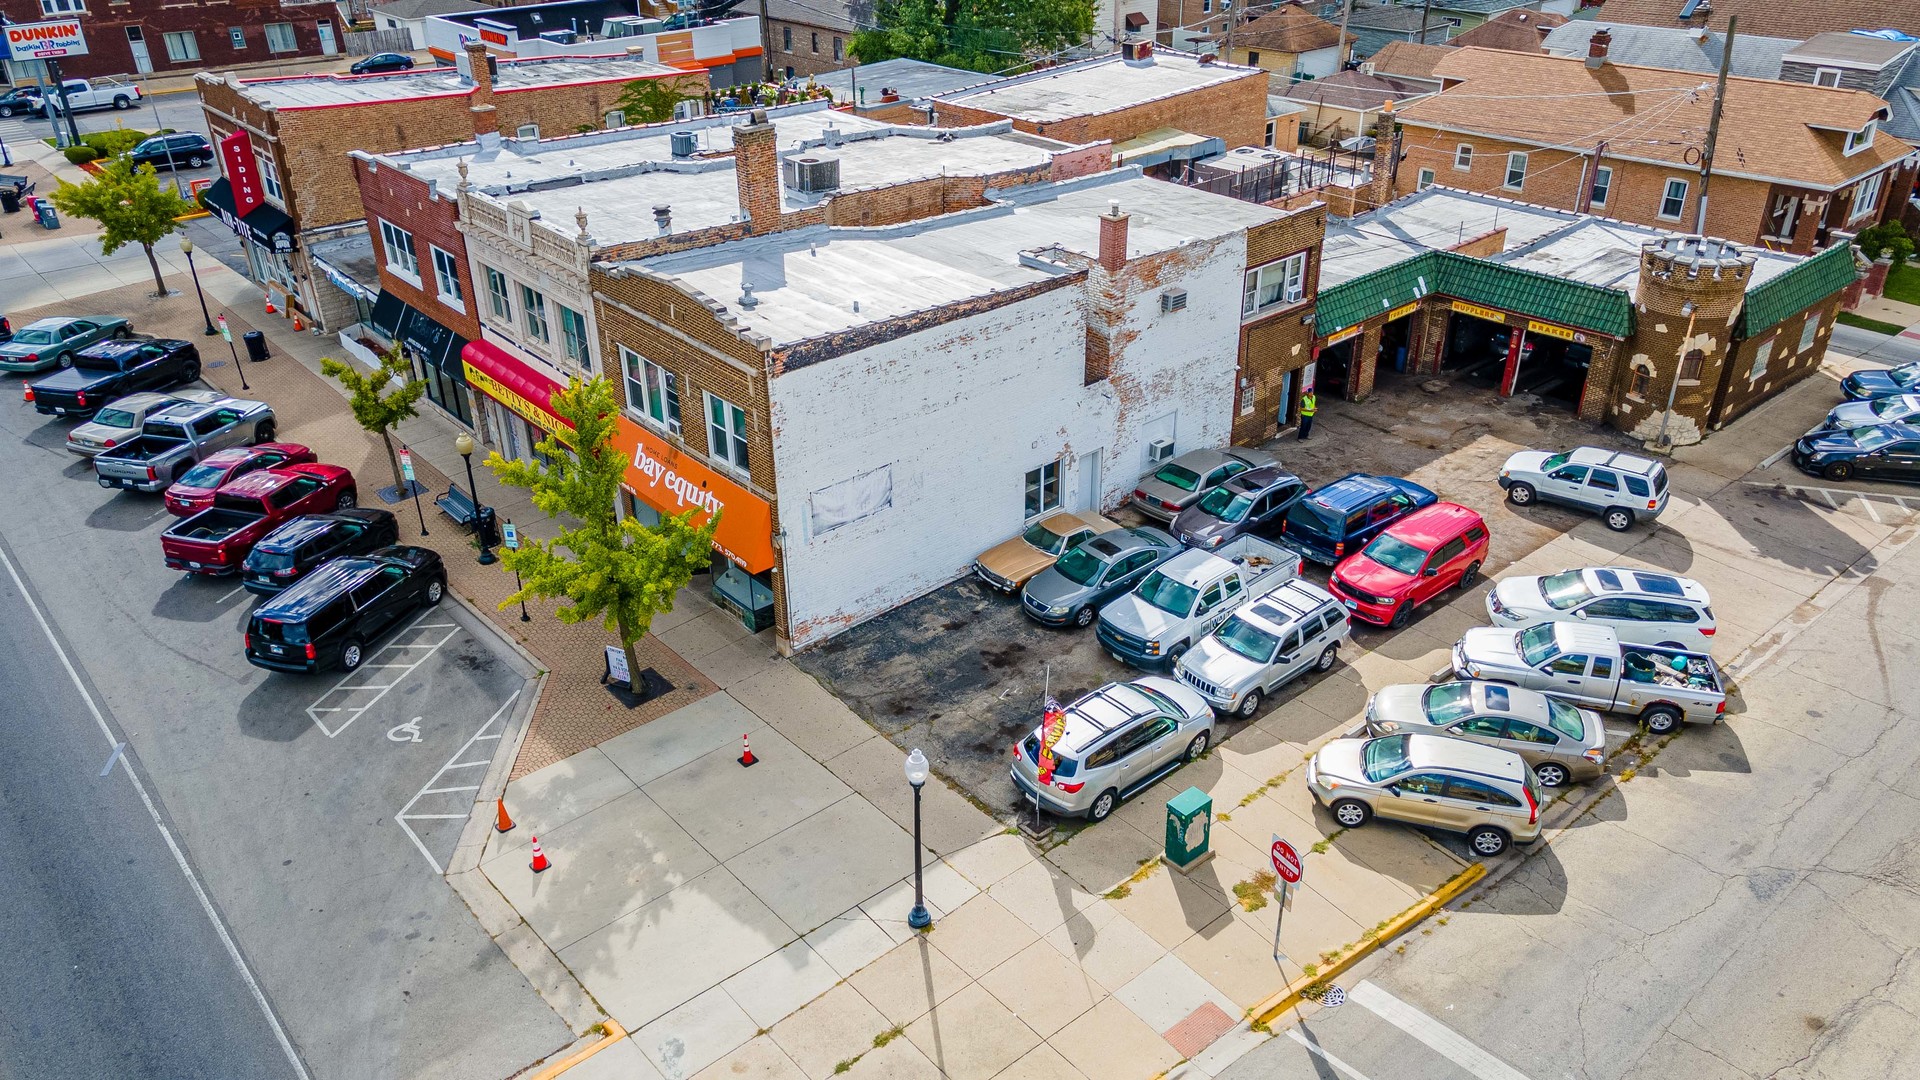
[1327,502,1489,628]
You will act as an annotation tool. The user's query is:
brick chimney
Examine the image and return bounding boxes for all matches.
[1586,27,1612,69]
[1098,199,1130,272]
[733,109,782,233]
[1367,101,1396,209]
[465,40,493,98]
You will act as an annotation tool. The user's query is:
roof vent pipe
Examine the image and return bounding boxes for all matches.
[654,204,672,235]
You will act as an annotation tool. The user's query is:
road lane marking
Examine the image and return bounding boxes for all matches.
[1348,981,1532,1080]
[1286,1028,1375,1080]
[0,543,312,1080]
[1863,498,1882,523]
[304,612,459,737]
[218,584,249,602]
[394,692,520,874]
[98,741,126,777]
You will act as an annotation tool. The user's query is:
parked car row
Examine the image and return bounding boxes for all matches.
[1793,361,1920,484]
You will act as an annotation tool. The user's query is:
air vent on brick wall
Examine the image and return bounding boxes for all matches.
[1160,289,1188,313]
[783,156,841,194]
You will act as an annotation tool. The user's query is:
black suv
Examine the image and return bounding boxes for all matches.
[29,336,200,418]
[241,509,402,595]
[126,132,213,171]
[245,546,446,673]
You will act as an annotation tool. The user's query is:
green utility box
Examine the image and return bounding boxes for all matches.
[1164,786,1214,870]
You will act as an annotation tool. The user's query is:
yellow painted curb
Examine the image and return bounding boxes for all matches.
[1250,862,1486,1028]
[174,210,210,222]
[527,1021,628,1079]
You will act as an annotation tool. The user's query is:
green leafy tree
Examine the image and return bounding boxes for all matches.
[46,154,195,296]
[486,376,717,679]
[851,0,1091,72]
[616,77,692,125]
[320,342,426,495]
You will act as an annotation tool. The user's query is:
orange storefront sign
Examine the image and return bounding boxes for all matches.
[613,417,776,574]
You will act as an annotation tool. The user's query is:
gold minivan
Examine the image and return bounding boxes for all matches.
[1306,732,1543,857]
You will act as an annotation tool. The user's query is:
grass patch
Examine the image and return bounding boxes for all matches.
[833,1054,862,1073]
[1837,312,1904,336]
[1105,855,1162,900]
[1232,870,1278,912]
[1310,827,1348,854]
[1886,259,1920,306]
[872,1024,905,1049]
[587,1022,609,1037]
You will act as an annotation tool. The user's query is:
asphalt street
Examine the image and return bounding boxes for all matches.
[1224,500,1920,1079]
[0,535,303,1080]
[0,386,573,1078]
[1831,321,1920,367]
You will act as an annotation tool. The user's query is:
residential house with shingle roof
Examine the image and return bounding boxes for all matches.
[1388,0,1573,35]
[1364,41,1455,89]
[1201,3,1356,80]
[1391,45,1915,253]
[1540,22,1800,79]
[1589,0,1920,41]
[1341,3,1455,60]
[1285,67,1434,142]
[1448,7,1567,52]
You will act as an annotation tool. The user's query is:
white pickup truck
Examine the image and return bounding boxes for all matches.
[45,77,141,114]
[1096,535,1302,670]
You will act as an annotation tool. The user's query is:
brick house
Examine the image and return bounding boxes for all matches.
[1587,0,1920,40]
[1193,4,1352,82]
[1392,46,1915,253]
[0,0,340,84]
[196,43,705,330]
[764,0,856,80]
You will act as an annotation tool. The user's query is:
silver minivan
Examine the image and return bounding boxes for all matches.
[1176,579,1349,718]
[1010,677,1215,822]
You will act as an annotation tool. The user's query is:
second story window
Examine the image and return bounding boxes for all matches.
[706,392,751,474]
[1453,144,1472,170]
[519,284,550,344]
[430,246,464,309]
[1243,251,1308,317]
[622,347,682,437]
[1659,178,1689,221]
[378,219,419,281]
[1846,120,1876,154]
[558,304,591,366]
[1504,152,1527,191]
[40,0,83,13]
[257,153,282,203]
[484,266,511,321]
[1590,165,1612,207]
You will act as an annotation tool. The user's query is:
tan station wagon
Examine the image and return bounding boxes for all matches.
[974,511,1121,593]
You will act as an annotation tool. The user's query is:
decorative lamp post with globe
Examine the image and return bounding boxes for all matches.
[905,748,933,930]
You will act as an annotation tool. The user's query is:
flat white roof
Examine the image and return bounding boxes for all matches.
[630,172,1290,347]
[223,55,676,109]
[938,50,1257,123]
[1320,187,1577,287]
[1499,218,1801,295]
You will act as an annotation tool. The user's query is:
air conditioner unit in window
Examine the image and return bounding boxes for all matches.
[1147,438,1175,465]
[1160,289,1188,313]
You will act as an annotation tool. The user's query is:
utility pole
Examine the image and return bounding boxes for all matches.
[1222,0,1237,63]
[1420,0,1434,43]
[758,0,773,80]
[1693,14,1735,235]
[1336,0,1353,70]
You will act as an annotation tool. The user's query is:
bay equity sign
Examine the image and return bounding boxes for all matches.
[613,416,775,573]
[2,19,89,60]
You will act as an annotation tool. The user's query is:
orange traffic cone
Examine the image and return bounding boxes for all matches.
[265,296,277,315]
[495,798,515,833]
[529,836,550,873]
[739,733,757,768]
[292,314,304,332]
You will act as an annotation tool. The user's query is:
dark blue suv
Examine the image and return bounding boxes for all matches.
[1277,473,1438,565]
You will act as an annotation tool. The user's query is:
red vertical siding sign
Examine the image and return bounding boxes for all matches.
[220,130,264,217]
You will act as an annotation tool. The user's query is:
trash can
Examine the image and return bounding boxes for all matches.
[0,189,18,214]
[34,202,57,229]
[475,505,501,548]
[243,330,270,362]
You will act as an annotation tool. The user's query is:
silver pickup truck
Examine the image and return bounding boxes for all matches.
[1451,621,1724,735]
[1096,535,1302,670]
[93,398,276,492]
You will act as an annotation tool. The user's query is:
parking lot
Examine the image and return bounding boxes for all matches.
[0,379,572,1078]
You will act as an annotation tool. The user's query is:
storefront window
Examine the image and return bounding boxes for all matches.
[711,554,774,632]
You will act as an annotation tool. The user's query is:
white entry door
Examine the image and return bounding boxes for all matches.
[1081,448,1104,512]
[318,20,338,55]
[126,27,153,74]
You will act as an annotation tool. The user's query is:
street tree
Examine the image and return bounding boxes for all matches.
[616,77,692,125]
[319,342,426,496]
[851,0,1093,71]
[486,376,716,680]
[46,155,195,297]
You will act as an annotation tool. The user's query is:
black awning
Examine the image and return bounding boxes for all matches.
[371,291,466,382]
[199,178,296,253]
[370,290,406,338]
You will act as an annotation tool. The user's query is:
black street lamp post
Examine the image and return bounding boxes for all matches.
[905,748,932,930]
[454,432,497,565]
[180,237,217,337]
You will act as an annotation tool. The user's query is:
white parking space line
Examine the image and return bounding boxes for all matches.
[303,612,460,737]
[1862,498,1882,523]
[394,691,520,874]
[1759,443,1796,470]
[1348,982,1533,1080]
[218,584,249,603]
[1286,1028,1376,1080]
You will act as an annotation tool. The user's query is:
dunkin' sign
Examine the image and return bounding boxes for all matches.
[3,19,88,60]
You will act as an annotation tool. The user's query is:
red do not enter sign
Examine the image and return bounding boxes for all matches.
[1270,838,1302,884]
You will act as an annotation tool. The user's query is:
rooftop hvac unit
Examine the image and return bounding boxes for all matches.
[672,98,704,121]
[1147,438,1176,465]
[1160,289,1188,313]
[783,155,841,194]
[670,130,697,157]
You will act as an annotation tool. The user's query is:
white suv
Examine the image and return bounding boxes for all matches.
[1498,447,1669,532]
[1487,567,1714,649]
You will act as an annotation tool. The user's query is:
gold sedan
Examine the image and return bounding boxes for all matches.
[973,511,1121,593]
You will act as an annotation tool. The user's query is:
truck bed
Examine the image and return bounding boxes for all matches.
[1212,535,1299,583]
[95,435,185,467]
[162,509,259,547]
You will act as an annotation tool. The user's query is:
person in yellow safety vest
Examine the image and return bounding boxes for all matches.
[1298,389,1317,440]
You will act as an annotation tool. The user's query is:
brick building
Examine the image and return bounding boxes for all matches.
[1391,46,1914,254]
[419,0,763,86]
[196,43,704,330]
[0,0,339,84]
[763,0,857,80]
[1588,0,1920,40]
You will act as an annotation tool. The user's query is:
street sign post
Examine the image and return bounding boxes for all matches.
[1270,835,1303,965]
[504,519,529,621]
[215,314,248,391]
[398,446,428,536]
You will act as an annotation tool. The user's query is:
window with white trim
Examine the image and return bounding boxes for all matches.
[378,219,419,280]
[1850,170,1885,221]
[40,0,83,13]
[430,246,464,308]
[230,27,246,49]
[1659,178,1688,220]
[1590,165,1612,207]
[1242,251,1309,316]
[519,284,550,343]
[1453,144,1472,170]
[706,392,751,474]
[558,303,591,366]
[483,266,510,320]
[622,347,682,436]
[1814,67,1842,87]
[1750,338,1772,382]
[1417,167,1435,190]
[1503,151,1527,190]
[1798,317,1820,354]
[163,31,200,62]
[264,22,297,53]
[1846,121,1876,154]
[257,153,282,203]
[1024,460,1061,518]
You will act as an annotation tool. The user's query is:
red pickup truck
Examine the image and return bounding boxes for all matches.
[161,463,358,576]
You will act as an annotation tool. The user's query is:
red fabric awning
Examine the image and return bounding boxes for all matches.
[460,339,572,433]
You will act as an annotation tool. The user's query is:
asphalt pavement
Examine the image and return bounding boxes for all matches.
[1831,321,1920,367]
[0,534,303,1080]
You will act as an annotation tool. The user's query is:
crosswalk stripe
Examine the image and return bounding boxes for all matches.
[1349,981,1533,1080]
[1285,1028,1376,1080]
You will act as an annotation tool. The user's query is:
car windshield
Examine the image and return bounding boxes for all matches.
[1362,734,1411,783]
[1893,364,1920,388]
[1053,546,1104,586]
[1136,570,1198,617]
[9,329,57,345]
[1215,615,1279,663]
[1153,464,1203,492]
[1871,397,1915,418]
[1020,522,1068,555]
[1854,426,1901,452]
[93,408,137,427]
[1133,683,1182,716]
[71,352,124,372]
[1518,624,1561,667]
[177,462,228,488]
[1539,571,1592,610]
[1361,533,1427,575]
[1539,452,1570,471]
[1423,682,1475,725]
[1196,486,1253,522]
[1546,698,1586,741]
